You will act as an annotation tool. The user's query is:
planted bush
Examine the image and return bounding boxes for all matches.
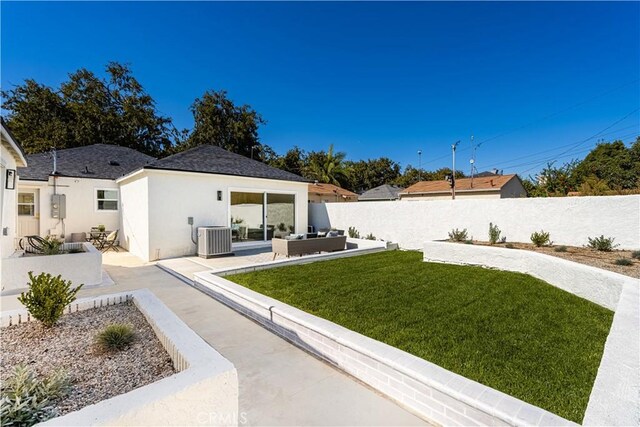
[95,324,136,352]
[488,223,504,245]
[587,235,619,252]
[614,258,633,266]
[17,272,83,327]
[348,226,360,239]
[530,230,552,247]
[448,228,468,242]
[0,364,70,426]
[632,250,640,260]
[554,245,568,253]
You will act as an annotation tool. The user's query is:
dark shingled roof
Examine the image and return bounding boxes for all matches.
[142,144,308,182]
[18,144,155,181]
[359,184,405,201]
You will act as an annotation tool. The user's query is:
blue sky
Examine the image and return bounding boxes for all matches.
[2,1,639,177]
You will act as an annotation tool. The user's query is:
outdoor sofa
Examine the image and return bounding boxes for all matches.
[272,235,347,259]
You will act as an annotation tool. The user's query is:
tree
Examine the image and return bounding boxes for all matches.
[2,62,177,156]
[267,146,307,176]
[528,161,579,197]
[344,158,401,193]
[393,166,465,188]
[305,144,350,186]
[176,89,265,157]
[573,140,638,190]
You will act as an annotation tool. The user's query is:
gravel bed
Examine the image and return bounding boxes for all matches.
[1,302,176,416]
[464,241,639,278]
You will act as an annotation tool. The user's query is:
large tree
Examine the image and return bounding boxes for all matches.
[345,158,401,193]
[2,62,176,156]
[572,140,638,190]
[175,89,265,157]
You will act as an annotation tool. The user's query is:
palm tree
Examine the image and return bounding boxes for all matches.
[306,144,349,186]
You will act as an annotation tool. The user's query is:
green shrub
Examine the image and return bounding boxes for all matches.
[505,243,515,249]
[632,250,640,260]
[530,230,552,247]
[95,324,136,352]
[348,226,360,239]
[17,272,83,327]
[614,258,633,266]
[587,235,619,252]
[554,245,568,253]
[0,364,70,426]
[488,223,504,245]
[41,236,62,256]
[364,233,376,241]
[464,239,474,245]
[448,228,468,242]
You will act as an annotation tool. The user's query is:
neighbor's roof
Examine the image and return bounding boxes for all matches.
[1,118,27,167]
[359,184,404,200]
[18,144,155,181]
[400,174,518,195]
[308,182,358,198]
[141,144,309,183]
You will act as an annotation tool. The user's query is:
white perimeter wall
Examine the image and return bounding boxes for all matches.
[120,170,308,261]
[18,177,120,241]
[309,195,640,250]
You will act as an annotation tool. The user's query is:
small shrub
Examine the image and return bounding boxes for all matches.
[17,272,83,328]
[530,230,552,247]
[348,226,360,239]
[614,258,633,266]
[448,228,468,242]
[0,364,70,426]
[632,250,640,260]
[554,245,568,253]
[464,239,474,245]
[41,236,62,256]
[365,233,376,241]
[488,223,503,245]
[587,235,619,252]
[95,324,136,352]
[505,243,515,249]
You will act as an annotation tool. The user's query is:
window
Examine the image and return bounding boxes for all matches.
[96,189,118,211]
[18,192,35,216]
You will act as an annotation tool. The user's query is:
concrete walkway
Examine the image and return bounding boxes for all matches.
[1,252,426,426]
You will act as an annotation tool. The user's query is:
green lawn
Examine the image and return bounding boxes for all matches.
[227,250,613,422]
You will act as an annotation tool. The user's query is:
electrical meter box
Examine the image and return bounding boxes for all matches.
[51,194,66,219]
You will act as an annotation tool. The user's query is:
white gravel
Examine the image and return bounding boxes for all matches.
[1,302,176,416]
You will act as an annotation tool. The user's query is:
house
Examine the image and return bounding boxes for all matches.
[358,184,404,201]
[308,182,358,203]
[16,144,154,241]
[399,174,526,200]
[117,144,309,261]
[1,119,28,258]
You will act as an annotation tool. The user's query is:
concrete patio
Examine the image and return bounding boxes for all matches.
[1,250,427,426]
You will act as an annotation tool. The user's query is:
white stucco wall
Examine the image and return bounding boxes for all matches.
[309,195,640,250]
[18,177,120,241]
[1,144,20,258]
[120,169,309,261]
[119,175,150,261]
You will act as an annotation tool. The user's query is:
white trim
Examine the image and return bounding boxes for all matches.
[0,124,27,167]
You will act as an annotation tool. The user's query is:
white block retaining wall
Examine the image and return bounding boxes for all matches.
[2,290,239,426]
[422,241,636,310]
[309,195,640,250]
[193,272,574,427]
[1,243,102,295]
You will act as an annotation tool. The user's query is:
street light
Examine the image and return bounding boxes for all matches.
[451,141,460,200]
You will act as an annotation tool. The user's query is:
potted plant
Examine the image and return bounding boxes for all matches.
[97,224,106,232]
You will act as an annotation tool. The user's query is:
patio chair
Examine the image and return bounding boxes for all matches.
[70,232,87,243]
[101,230,120,253]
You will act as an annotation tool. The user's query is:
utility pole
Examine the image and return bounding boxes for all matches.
[469,135,476,188]
[451,141,460,200]
[417,150,422,181]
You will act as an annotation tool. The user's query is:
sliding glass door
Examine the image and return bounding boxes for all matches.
[230,192,295,242]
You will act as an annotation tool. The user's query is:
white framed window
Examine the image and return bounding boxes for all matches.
[18,192,36,216]
[96,188,119,211]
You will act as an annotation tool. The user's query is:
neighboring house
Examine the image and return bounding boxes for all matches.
[399,174,526,200]
[358,184,404,201]
[117,144,309,261]
[308,182,358,203]
[1,119,28,258]
[16,144,154,242]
